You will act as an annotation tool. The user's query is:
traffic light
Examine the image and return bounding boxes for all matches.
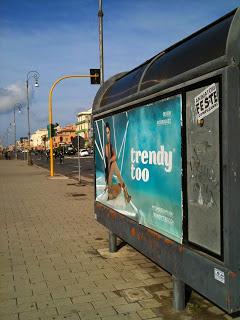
[90,69,101,84]
[47,124,57,138]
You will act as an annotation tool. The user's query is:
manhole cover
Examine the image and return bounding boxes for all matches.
[122,288,153,302]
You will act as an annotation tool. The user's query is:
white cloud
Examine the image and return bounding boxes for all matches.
[0,83,29,114]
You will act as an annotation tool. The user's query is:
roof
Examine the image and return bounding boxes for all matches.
[93,8,240,114]
[77,107,92,116]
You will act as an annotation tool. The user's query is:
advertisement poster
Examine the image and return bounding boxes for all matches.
[94,95,183,243]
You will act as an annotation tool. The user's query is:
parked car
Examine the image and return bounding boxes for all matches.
[64,145,76,155]
[79,149,89,157]
[87,148,93,155]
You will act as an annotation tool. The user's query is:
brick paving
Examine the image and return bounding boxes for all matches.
[0,160,237,320]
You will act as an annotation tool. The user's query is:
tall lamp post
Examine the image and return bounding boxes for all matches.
[26,70,40,165]
[98,0,104,84]
[13,103,23,159]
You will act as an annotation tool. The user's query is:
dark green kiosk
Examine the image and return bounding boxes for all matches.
[92,8,240,314]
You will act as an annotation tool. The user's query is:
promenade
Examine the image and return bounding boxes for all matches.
[0,160,233,320]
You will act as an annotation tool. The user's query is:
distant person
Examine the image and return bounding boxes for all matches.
[105,122,131,202]
[46,150,50,161]
[59,149,64,164]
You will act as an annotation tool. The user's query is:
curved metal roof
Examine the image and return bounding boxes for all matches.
[93,8,240,113]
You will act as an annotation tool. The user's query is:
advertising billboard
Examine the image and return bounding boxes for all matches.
[94,95,183,243]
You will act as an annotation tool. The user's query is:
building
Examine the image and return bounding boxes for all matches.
[76,108,92,147]
[19,137,28,151]
[53,124,76,148]
[30,129,48,150]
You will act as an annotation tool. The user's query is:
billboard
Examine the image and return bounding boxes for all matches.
[94,95,183,243]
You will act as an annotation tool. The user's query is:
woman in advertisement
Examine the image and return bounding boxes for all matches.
[105,122,131,203]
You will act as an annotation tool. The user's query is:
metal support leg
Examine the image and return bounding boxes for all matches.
[109,231,117,253]
[173,275,185,311]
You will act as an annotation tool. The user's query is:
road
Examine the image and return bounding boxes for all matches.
[18,153,94,184]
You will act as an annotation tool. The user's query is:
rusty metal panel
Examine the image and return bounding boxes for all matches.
[222,66,240,270]
[95,202,236,313]
[186,83,221,255]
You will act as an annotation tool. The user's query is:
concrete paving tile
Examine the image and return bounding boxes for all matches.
[17,293,52,305]
[92,297,127,309]
[143,278,169,286]
[115,303,143,314]
[78,310,101,320]
[31,282,49,295]
[15,288,33,297]
[38,307,58,319]
[29,273,45,283]
[42,314,80,320]
[114,281,144,291]
[101,313,142,320]
[0,298,17,308]
[138,298,162,308]
[137,308,157,319]
[82,286,116,295]
[72,280,97,290]
[53,298,73,307]
[36,299,55,310]
[57,302,93,315]
[0,304,19,317]
[71,293,106,304]
[42,272,60,281]
[0,313,19,320]
[93,306,117,317]
[53,263,68,271]
[50,287,68,299]
[16,301,37,313]
[58,273,77,281]
[65,288,85,298]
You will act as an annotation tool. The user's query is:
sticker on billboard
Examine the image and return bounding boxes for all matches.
[194,83,219,120]
[94,95,183,243]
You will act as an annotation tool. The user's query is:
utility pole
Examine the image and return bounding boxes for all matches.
[26,71,40,165]
[98,0,104,84]
[13,108,16,159]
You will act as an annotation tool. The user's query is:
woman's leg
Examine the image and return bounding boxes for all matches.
[108,161,123,187]
[108,161,131,202]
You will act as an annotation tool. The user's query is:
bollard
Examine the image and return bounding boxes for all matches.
[109,231,117,253]
[173,275,185,311]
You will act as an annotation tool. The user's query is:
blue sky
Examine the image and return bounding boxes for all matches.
[0,0,239,145]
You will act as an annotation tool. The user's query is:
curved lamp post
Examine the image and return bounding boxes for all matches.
[26,70,40,165]
[13,103,23,159]
[48,73,99,177]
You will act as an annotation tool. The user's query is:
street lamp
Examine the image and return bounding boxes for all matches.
[5,123,13,149]
[26,70,40,165]
[13,103,23,159]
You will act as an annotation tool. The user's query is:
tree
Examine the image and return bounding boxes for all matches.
[41,135,48,151]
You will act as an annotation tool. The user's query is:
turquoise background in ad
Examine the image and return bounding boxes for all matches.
[94,95,183,243]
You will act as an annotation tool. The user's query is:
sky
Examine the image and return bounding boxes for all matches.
[0,0,239,146]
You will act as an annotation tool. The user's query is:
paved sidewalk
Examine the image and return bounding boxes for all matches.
[0,160,234,320]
